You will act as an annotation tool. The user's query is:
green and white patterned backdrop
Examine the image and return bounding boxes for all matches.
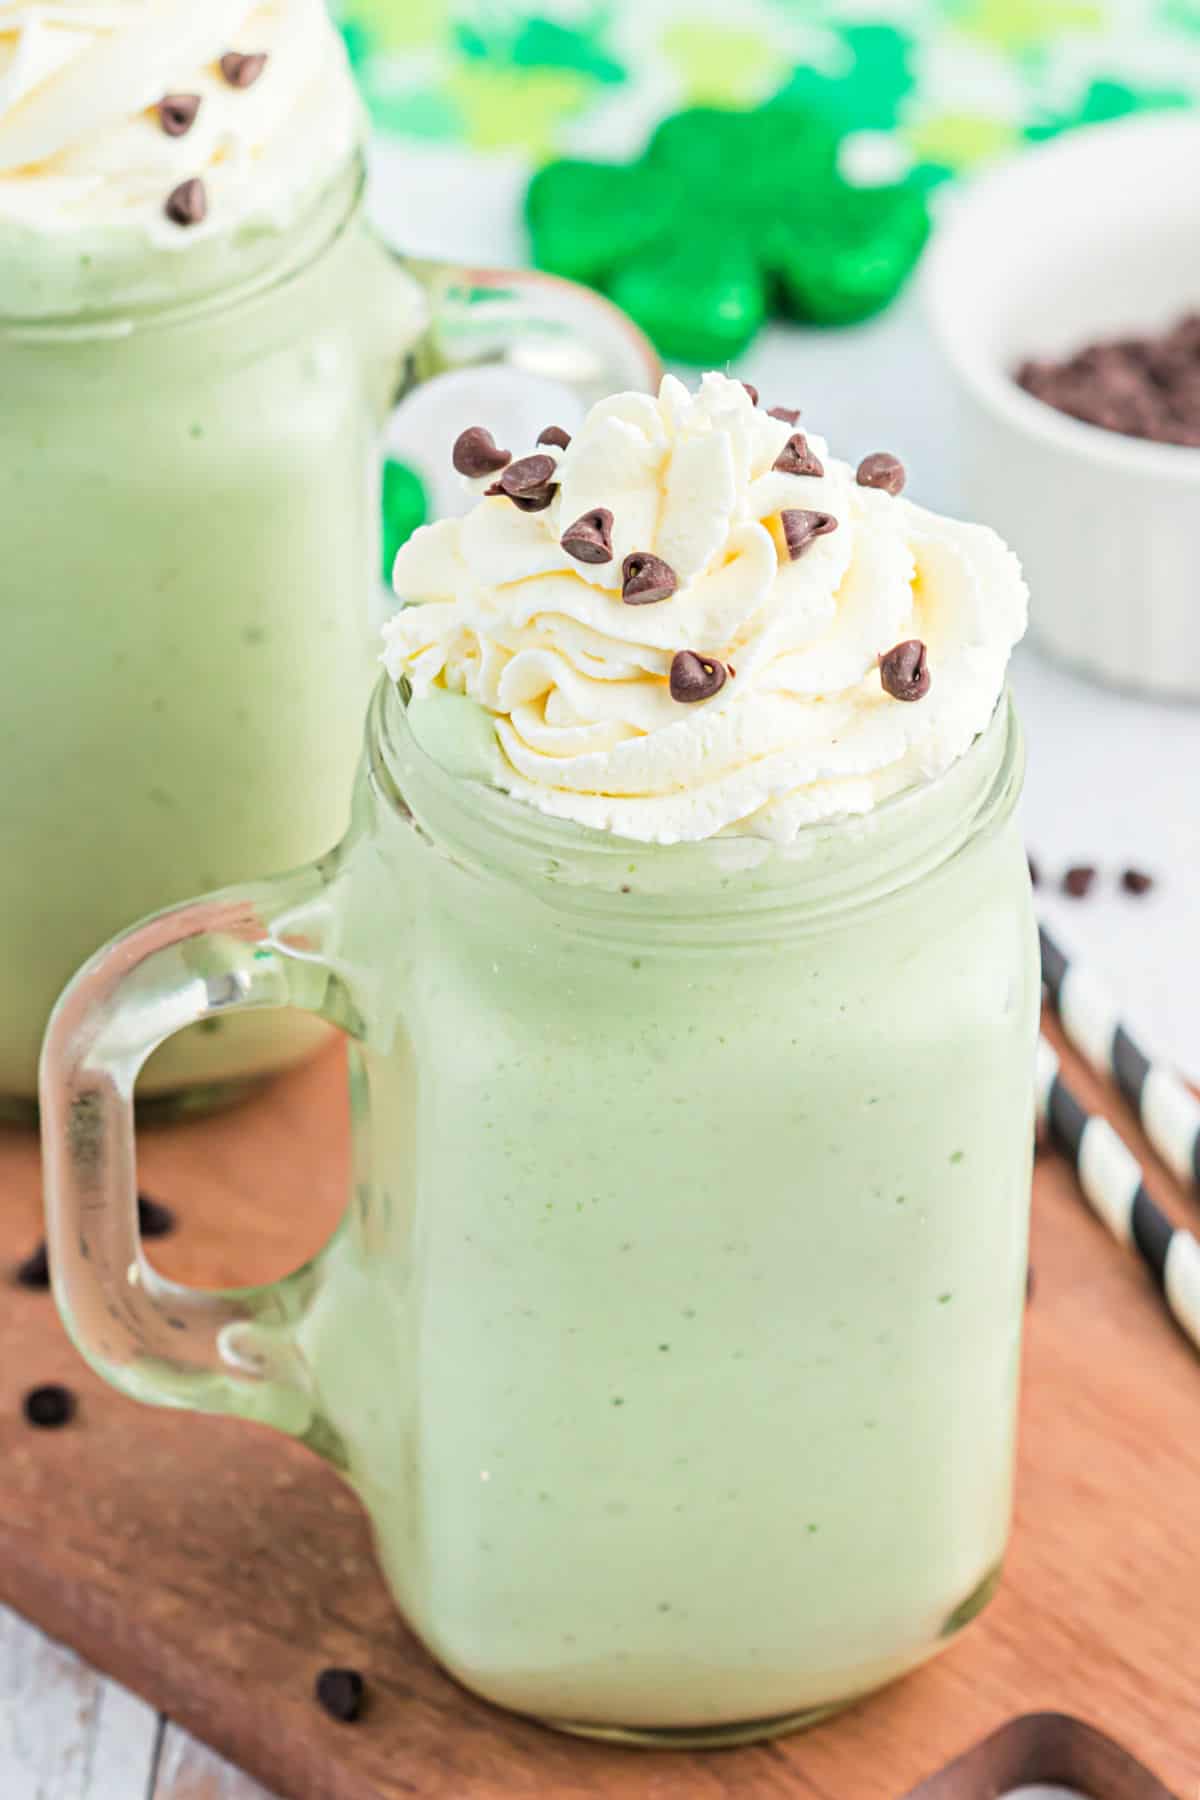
[336,0,1200,180]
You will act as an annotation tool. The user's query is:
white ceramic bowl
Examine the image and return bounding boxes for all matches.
[925,114,1200,699]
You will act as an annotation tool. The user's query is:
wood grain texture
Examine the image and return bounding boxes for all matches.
[1,1029,1197,1800]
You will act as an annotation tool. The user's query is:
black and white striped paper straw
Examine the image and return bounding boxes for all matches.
[1040,923,1200,1191]
[1036,1036,1200,1353]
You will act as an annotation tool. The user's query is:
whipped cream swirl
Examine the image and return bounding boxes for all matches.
[0,0,361,240]
[383,372,1028,845]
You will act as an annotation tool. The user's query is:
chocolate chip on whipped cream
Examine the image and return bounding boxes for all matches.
[741,382,760,406]
[164,177,207,227]
[857,453,906,495]
[670,651,727,704]
[622,553,678,605]
[773,434,824,478]
[780,509,838,561]
[490,454,558,512]
[879,640,930,702]
[452,427,511,479]
[561,509,614,565]
[220,51,269,89]
[0,2,360,253]
[157,94,201,137]
[537,426,572,450]
[383,370,1029,845]
[768,405,801,424]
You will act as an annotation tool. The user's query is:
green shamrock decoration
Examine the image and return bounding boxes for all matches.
[772,23,917,133]
[381,458,429,583]
[454,6,626,87]
[526,99,930,363]
[1024,75,1192,142]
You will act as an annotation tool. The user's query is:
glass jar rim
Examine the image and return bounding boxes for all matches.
[0,150,367,340]
[366,676,1024,936]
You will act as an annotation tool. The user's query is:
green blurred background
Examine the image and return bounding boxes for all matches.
[336,0,1200,179]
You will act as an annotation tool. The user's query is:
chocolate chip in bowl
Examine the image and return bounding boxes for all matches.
[924,112,1200,698]
[1016,311,1200,447]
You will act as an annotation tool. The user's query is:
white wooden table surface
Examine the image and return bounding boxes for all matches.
[1,145,1192,1800]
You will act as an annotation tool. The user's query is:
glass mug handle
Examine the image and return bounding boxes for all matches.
[40,867,346,1455]
[408,259,663,400]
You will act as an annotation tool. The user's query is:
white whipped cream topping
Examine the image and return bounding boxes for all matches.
[382,372,1028,846]
[0,0,360,240]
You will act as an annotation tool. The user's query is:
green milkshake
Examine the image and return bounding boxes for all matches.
[0,0,424,1105]
[41,373,1038,1745]
[293,678,1034,1738]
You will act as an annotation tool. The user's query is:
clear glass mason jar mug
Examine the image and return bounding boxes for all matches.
[0,151,656,1113]
[41,680,1039,1748]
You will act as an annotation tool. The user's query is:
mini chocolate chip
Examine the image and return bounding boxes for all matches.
[856,452,906,495]
[138,1194,176,1240]
[879,639,931,702]
[315,1667,365,1723]
[773,434,824,478]
[1121,867,1155,896]
[536,425,572,450]
[561,508,614,564]
[220,51,269,88]
[158,93,201,137]
[490,454,558,513]
[622,553,678,605]
[741,382,759,406]
[1015,312,1200,446]
[1062,865,1097,899]
[1028,854,1040,888]
[24,1384,76,1429]
[15,1243,50,1290]
[452,426,510,479]
[498,454,557,497]
[768,406,801,424]
[510,486,557,513]
[165,178,207,228]
[780,509,838,561]
[670,651,727,704]
[1167,311,1200,354]
[484,478,537,506]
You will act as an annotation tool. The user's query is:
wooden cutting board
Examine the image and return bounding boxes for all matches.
[1,1023,1196,1800]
